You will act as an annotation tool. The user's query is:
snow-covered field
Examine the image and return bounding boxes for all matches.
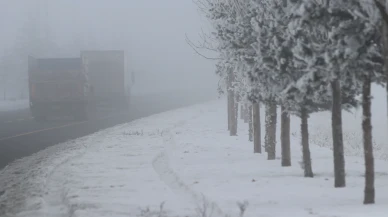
[1,93,387,217]
[0,100,28,112]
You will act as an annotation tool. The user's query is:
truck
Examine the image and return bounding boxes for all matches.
[81,50,131,110]
[28,56,90,121]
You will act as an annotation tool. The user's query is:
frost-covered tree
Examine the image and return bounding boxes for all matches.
[230,0,263,153]
[351,0,384,205]
[199,1,385,205]
[233,0,295,164]
[203,0,259,139]
[289,0,383,194]
[374,0,388,128]
[234,66,254,138]
[241,0,287,161]
[203,0,239,135]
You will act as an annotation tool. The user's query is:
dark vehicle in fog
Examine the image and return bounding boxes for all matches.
[28,56,90,121]
[81,50,130,110]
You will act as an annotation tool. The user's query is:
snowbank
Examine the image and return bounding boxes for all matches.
[0,98,387,217]
[0,100,28,112]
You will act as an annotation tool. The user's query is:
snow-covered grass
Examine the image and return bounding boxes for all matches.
[308,84,388,161]
[1,95,387,217]
[166,99,388,217]
[0,99,28,112]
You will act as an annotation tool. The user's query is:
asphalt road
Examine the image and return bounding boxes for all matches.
[0,91,216,169]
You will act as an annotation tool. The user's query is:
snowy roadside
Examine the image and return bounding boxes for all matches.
[169,101,388,217]
[1,98,387,217]
[0,101,216,217]
[307,85,388,161]
[0,100,28,112]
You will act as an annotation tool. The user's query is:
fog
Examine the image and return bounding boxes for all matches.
[0,0,218,99]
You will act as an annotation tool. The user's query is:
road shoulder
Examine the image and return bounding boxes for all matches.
[0,101,218,217]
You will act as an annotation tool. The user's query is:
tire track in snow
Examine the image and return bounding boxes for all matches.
[39,146,89,217]
[152,119,226,217]
[40,114,200,216]
[39,136,109,217]
[9,136,104,217]
[0,137,93,217]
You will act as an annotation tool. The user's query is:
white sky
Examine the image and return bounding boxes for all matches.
[0,0,218,96]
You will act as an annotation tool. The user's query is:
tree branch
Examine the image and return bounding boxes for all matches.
[185,33,220,60]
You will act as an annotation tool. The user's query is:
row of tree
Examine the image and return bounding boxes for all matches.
[195,0,388,204]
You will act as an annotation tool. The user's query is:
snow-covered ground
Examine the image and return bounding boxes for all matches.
[0,100,28,112]
[1,94,388,217]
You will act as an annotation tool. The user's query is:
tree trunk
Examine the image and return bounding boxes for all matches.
[265,105,269,153]
[234,95,239,135]
[244,104,249,123]
[240,104,244,120]
[301,107,313,178]
[253,102,261,153]
[382,18,388,152]
[227,71,234,132]
[227,93,231,131]
[249,104,253,142]
[331,79,346,188]
[265,102,277,160]
[230,90,237,136]
[281,106,291,167]
[362,74,375,204]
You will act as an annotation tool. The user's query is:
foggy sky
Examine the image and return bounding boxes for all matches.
[0,0,218,96]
